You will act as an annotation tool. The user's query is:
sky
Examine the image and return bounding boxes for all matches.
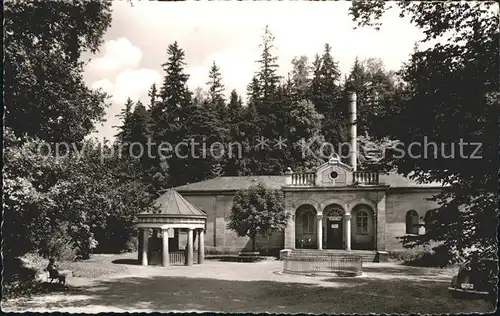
[84,1,425,140]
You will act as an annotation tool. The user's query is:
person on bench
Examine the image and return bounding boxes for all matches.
[45,258,66,285]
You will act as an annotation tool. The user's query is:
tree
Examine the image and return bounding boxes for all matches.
[346,57,398,135]
[289,55,311,101]
[4,0,112,143]
[228,183,289,252]
[153,41,192,131]
[151,41,193,187]
[147,83,159,110]
[350,1,499,263]
[224,90,245,175]
[115,97,135,141]
[206,61,226,120]
[3,129,154,260]
[255,25,281,104]
[310,45,345,149]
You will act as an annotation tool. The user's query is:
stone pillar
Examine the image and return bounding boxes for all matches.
[376,193,387,251]
[284,212,296,249]
[142,228,149,266]
[345,214,352,251]
[186,228,194,266]
[137,228,143,263]
[174,229,179,251]
[316,215,323,250]
[198,229,205,264]
[162,228,170,267]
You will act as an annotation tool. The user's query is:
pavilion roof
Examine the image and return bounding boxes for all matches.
[140,189,207,218]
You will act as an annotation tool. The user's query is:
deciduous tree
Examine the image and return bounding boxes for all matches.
[228,183,289,252]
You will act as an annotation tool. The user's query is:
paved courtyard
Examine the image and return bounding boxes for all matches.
[2,253,494,314]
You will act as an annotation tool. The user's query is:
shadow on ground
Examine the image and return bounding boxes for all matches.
[10,274,493,314]
[111,259,140,265]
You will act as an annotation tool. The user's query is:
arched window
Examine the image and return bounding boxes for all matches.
[405,210,420,235]
[302,209,315,233]
[324,205,343,218]
[356,211,369,234]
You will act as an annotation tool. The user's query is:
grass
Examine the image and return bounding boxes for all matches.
[58,255,127,279]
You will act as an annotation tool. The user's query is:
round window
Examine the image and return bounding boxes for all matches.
[330,171,339,179]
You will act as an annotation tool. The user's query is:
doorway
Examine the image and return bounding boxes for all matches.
[326,215,343,249]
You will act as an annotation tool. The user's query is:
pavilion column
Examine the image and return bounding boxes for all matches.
[174,229,179,251]
[162,228,170,267]
[316,215,323,250]
[345,214,352,251]
[137,228,143,262]
[198,229,205,264]
[142,228,149,266]
[186,228,194,266]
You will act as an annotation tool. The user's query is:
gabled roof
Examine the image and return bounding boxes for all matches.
[141,189,207,217]
[172,173,444,193]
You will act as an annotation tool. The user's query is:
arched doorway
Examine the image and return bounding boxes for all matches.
[295,205,317,249]
[323,205,344,249]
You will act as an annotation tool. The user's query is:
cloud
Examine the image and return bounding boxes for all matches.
[90,68,162,140]
[88,38,143,73]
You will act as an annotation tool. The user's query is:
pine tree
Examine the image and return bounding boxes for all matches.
[150,41,193,187]
[206,61,227,123]
[147,83,159,110]
[153,41,192,130]
[227,89,243,122]
[207,61,225,105]
[256,25,281,104]
[115,97,135,141]
[224,90,245,175]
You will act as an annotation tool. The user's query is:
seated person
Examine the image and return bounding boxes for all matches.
[45,258,66,284]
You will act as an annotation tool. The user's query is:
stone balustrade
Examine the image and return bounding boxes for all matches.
[353,171,379,185]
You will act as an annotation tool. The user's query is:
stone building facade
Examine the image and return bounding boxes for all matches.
[172,156,444,259]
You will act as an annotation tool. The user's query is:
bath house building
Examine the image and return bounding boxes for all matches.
[148,92,444,263]
[144,93,442,261]
[171,156,443,262]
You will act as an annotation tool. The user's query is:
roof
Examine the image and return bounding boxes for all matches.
[379,173,444,188]
[173,176,287,192]
[141,189,207,217]
[172,173,444,193]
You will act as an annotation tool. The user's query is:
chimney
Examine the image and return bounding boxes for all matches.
[348,91,357,171]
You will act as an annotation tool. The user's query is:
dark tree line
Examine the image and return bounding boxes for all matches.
[116,25,397,191]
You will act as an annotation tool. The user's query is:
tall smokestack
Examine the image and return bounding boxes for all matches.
[348,91,357,171]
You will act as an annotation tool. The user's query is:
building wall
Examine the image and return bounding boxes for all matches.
[384,189,442,252]
[180,188,443,254]
[181,193,283,254]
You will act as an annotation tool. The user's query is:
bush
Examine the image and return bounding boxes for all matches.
[2,257,40,299]
[395,248,454,267]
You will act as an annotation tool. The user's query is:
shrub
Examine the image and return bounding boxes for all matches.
[2,257,40,299]
[398,248,454,267]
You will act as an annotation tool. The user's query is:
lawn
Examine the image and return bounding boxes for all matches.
[2,253,495,314]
